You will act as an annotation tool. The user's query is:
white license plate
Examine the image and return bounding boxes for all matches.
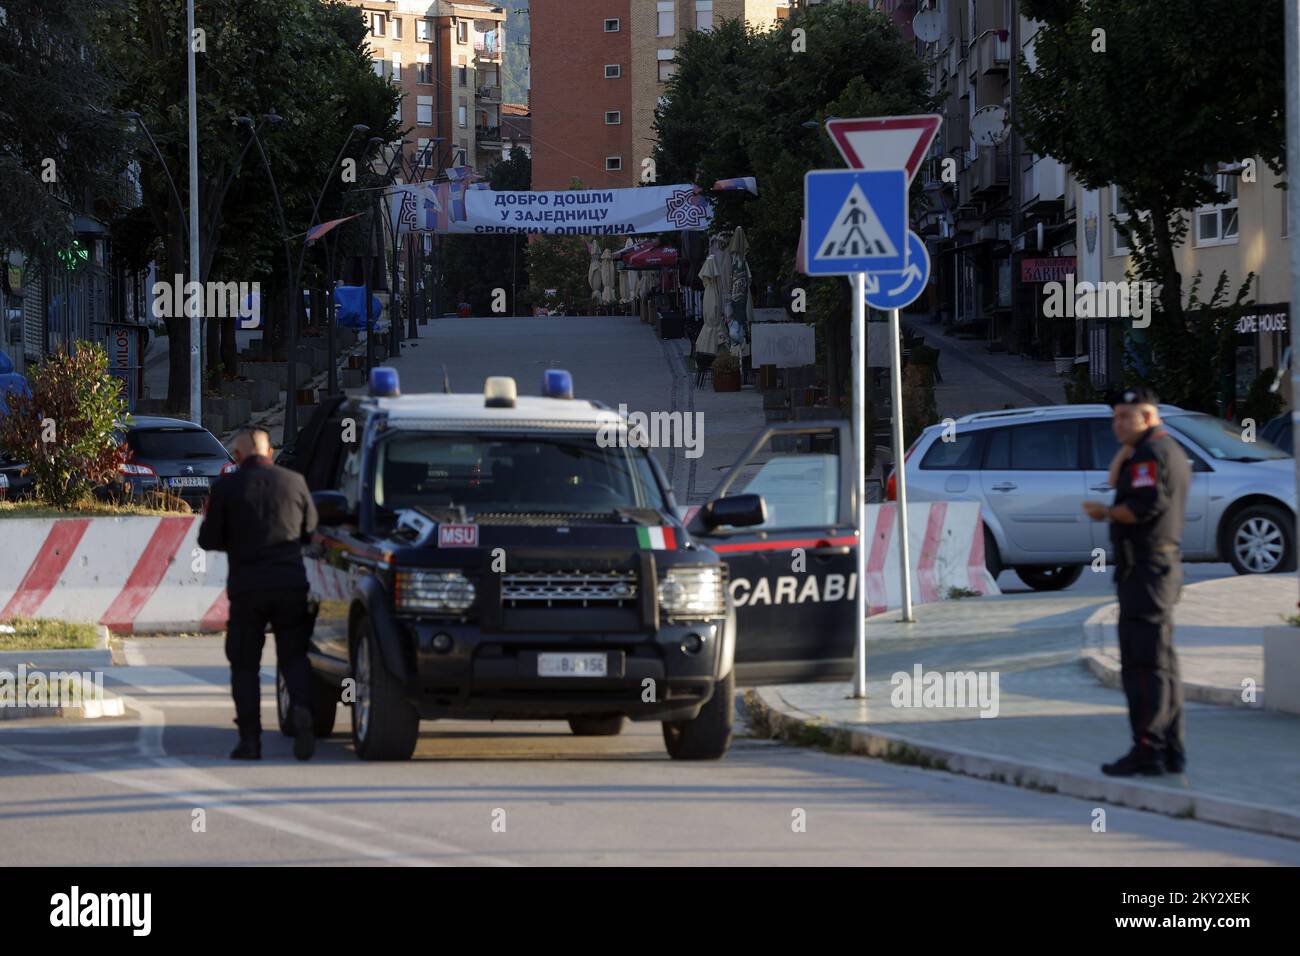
[537,653,607,678]
[168,477,210,488]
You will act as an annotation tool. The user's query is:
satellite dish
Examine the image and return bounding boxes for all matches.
[970,105,1009,147]
[912,8,943,44]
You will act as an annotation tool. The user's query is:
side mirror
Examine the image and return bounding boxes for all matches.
[698,493,767,531]
[313,489,355,526]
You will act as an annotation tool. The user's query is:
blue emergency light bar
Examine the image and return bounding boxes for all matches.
[370,367,401,397]
[542,369,574,399]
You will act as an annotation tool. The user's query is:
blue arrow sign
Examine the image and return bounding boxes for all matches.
[804,169,908,276]
[864,231,930,310]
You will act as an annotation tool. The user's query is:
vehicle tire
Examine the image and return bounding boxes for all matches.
[1225,504,1295,575]
[662,671,734,761]
[1014,564,1084,591]
[568,715,624,736]
[277,664,340,738]
[350,616,419,761]
[983,527,1003,579]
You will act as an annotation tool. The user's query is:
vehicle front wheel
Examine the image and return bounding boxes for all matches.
[1014,564,1084,591]
[983,527,1003,579]
[568,715,624,736]
[351,617,419,761]
[662,671,734,761]
[1226,504,1295,575]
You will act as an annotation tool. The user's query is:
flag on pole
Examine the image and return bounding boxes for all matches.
[712,176,758,196]
[305,213,362,245]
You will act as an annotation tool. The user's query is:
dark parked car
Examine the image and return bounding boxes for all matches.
[111,416,235,510]
[1260,414,1292,455]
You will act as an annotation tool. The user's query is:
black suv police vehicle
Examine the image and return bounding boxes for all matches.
[281,368,857,761]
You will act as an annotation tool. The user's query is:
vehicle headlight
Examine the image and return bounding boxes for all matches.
[395,569,476,614]
[657,566,726,620]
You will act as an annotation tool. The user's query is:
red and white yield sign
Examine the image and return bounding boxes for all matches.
[826,114,941,182]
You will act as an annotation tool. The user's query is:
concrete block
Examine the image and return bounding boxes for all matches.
[202,411,225,436]
[341,368,366,389]
[1263,625,1300,714]
[241,361,311,389]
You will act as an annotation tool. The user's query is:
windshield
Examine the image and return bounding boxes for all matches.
[373,432,668,517]
[1168,413,1290,462]
[127,427,229,460]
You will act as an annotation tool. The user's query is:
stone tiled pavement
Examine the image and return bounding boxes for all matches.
[763,591,1300,830]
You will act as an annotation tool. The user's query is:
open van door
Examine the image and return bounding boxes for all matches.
[689,421,857,686]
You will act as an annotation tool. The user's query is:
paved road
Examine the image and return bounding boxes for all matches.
[1,635,1298,865]
[996,561,1238,597]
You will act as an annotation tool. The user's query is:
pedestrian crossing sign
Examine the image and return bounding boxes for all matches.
[804,169,908,276]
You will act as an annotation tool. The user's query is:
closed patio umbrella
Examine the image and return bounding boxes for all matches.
[694,254,724,357]
[600,249,616,305]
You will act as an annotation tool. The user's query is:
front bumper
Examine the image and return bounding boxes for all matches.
[402,618,724,721]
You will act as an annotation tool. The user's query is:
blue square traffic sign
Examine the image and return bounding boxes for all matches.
[804,169,908,276]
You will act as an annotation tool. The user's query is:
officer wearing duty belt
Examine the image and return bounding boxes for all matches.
[1082,387,1189,777]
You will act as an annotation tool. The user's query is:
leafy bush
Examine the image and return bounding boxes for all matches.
[902,363,937,448]
[0,344,126,507]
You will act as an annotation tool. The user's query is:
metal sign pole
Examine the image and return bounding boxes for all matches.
[852,272,869,698]
[889,305,914,622]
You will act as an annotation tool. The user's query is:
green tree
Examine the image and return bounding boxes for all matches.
[1017,0,1284,404]
[0,1,131,258]
[100,0,399,408]
[0,345,127,507]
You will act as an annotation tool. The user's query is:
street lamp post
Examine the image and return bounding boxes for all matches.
[381,138,438,358]
[185,0,202,427]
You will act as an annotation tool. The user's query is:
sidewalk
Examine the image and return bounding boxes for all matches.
[746,591,1300,840]
[901,314,1067,419]
[1084,575,1285,708]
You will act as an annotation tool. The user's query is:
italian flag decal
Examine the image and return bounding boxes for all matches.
[637,526,678,550]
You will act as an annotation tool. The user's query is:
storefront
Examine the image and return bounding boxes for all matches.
[1234,302,1289,402]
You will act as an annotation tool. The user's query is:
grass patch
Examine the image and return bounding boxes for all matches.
[946,586,981,600]
[0,493,192,518]
[318,599,350,621]
[0,618,101,651]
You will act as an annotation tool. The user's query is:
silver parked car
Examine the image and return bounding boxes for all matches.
[894,404,1295,589]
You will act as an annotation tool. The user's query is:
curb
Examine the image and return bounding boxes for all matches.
[0,625,127,721]
[1081,604,1261,709]
[742,686,1300,842]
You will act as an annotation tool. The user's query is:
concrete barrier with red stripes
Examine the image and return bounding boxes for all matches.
[0,517,229,633]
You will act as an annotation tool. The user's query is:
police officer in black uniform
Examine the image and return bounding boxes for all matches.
[198,427,319,761]
[1082,387,1189,777]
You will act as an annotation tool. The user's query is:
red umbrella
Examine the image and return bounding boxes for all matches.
[624,245,679,270]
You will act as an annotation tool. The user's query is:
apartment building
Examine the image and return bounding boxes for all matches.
[350,1,507,177]
[530,1,788,191]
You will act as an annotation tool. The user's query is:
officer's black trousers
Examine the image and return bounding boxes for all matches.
[1115,555,1185,758]
[225,588,311,734]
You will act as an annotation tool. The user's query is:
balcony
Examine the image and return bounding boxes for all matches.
[473,33,501,62]
[476,125,502,148]
[971,145,1010,196]
[1022,155,1066,211]
[970,29,1010,76]
[476,83,501,104]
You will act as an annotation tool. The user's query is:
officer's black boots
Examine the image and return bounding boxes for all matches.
[292,705,316,762]
[1164,750,1187,774]
[1101,747,1164,777]
[230,719,262,760]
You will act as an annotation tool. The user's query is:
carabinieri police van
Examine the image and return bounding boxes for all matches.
[279,368,856,761]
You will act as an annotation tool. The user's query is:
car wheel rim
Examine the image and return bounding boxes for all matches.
[356,638,371,742]
[1234,517,1284,573]
[277,668,289,723]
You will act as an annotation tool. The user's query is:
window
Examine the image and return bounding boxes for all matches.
[457,21,468,44]
[390,52,401,81]
[393,97,402,124]
[605,64,621,79]
[605,111,622,125]
[657,1,675,37]
[1195,171,1240,247]
[983,423,1079,470]
[369,11,385,37]
[714,432,842,530]
[657,50,677,83]
[459,104,467,127]
[606,156,622,171]
[416,139,433,169]
[417,54,433,84]
[391,17,402,39]
[1111,185,1133,256]
[417,18,432,42]
[372,57,385,79]
[696,1,713,31]
[604,18,620,32]
[459,65,467,87]
[417,95,433,125]
[920,432,982,470]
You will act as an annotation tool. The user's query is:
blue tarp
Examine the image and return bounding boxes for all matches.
[334,286,385,330]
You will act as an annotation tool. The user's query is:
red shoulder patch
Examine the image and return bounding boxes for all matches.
[1130,460,1157,489]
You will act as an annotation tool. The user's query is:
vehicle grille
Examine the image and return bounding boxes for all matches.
[500,570,638,608]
